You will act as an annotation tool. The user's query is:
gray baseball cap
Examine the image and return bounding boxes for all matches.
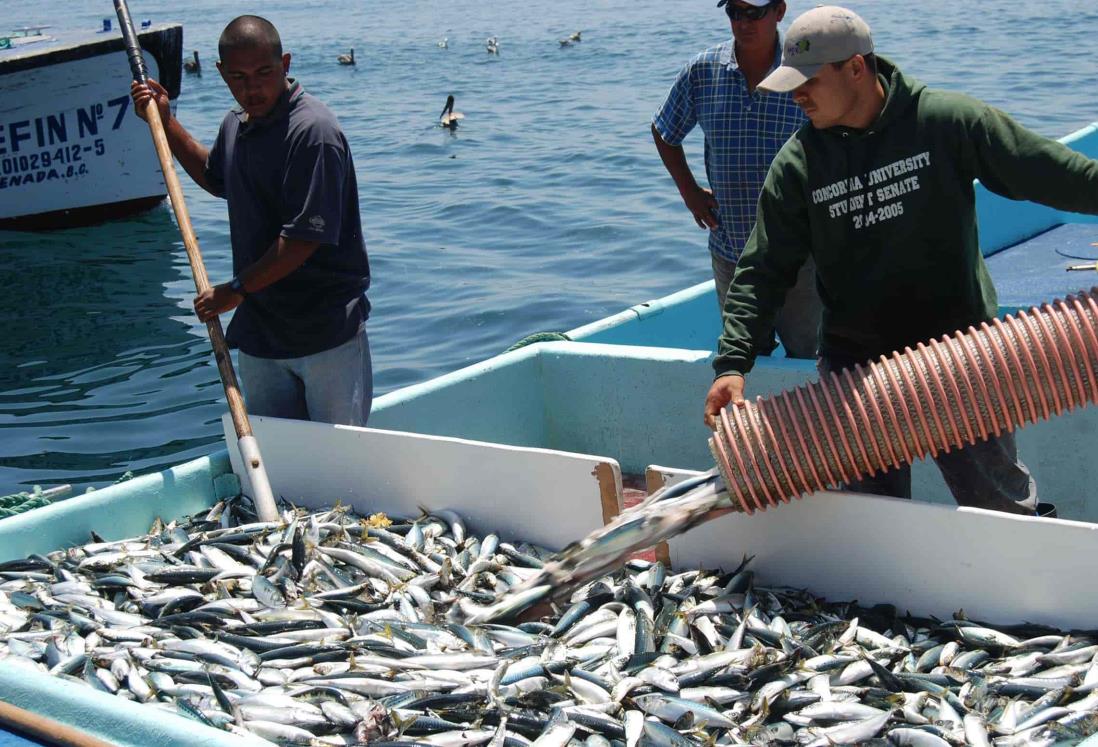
[758,5,874,93]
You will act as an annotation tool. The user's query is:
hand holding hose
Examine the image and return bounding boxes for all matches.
[704,373,746,429]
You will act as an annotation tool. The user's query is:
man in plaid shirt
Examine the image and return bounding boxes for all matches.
[653,0,821,359]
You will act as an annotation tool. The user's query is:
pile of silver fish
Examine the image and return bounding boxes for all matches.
[464,471,730,623]
[2,495,1098,746]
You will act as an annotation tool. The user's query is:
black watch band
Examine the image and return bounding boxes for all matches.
[229,276,248,297]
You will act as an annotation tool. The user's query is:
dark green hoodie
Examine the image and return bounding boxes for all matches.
[714,56,1098,377]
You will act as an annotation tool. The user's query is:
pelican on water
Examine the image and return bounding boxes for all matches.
[486,37,499,55]
[337,48,355,65]
[439,95,464,130]
[183,50,200,73]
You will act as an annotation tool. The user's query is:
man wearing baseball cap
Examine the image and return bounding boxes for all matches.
[652,1,822,360]
[703,6,1098,514]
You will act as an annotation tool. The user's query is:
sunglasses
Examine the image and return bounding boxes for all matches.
[724,3,775,21]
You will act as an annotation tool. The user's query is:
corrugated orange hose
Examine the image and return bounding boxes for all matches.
[711,288,1098,513]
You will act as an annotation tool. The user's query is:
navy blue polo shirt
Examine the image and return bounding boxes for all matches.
[204,79,370,359]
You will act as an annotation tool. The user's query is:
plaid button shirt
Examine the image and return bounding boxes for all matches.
[654,39,806,262]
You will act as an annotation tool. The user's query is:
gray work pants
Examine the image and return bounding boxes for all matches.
[712,253,822,359]
[238,328,373,426]
[817,355,1039,516]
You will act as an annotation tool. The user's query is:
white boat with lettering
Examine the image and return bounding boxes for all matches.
[0,20,181,229]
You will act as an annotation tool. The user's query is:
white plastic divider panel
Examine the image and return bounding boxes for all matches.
[641,464,695,567]
[645,464,697,492]
[224,415,623,551]
[662,468,1098,630]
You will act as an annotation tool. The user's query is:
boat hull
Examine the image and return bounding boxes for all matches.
[0,24,181,229]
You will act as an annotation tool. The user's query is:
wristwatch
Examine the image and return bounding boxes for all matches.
[228,276,248,298]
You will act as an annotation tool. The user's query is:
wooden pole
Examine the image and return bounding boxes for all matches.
[0,700,117,747]
[112,0,279,522]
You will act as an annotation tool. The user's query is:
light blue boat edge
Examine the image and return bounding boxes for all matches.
[567,280,720,350]
[0,452,265,746]
[0,450,235,562]
[977,121,1098,253]
[0,664,269,747]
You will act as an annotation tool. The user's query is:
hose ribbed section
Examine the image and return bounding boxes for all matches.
[710,288,1098,514]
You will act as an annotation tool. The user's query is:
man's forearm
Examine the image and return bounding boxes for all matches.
[652,124,698,196]
[236,236,322,293]
[162,116,214,195]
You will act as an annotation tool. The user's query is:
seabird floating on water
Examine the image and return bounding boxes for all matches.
[183,50,201,73]
[486,37,499,55]
[337,48,355,65]
[439,95,465,130]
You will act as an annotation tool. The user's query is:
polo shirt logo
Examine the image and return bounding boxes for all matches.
[309,215,326,232]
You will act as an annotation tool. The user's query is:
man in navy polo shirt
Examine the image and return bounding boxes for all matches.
[653,0,821,359]
[132,15,372,425]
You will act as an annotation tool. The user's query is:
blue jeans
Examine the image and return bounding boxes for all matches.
[238,328,373,426]
[712,253,822,359]
[817,354,1039,516]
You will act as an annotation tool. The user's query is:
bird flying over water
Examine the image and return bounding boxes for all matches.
[337,48,355,65]
[439,95,465,130]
